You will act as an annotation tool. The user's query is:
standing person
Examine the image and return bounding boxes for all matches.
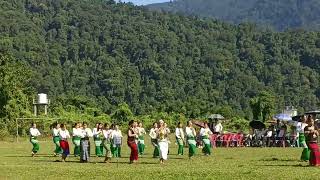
[164,123,171,155]
[127,120,139,164]
[149,122,159,158]
[137,122,146,155]
[175,122,185,155]
[296,115,310,161]
[111,125,123,158]
[214,120,223,134]
[93,123,104,157]
[52,122,62,156]
[102,123,112,163]
[186,120,197,158]
[58,124,71,162]
[304,116,320,166]
[200,122,213,156]
[158,120,169,164]
[29,123,41,157]
[72,123,82,157]
[80,122,93,163]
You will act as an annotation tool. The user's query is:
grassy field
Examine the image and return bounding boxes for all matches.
[0,137,319,180]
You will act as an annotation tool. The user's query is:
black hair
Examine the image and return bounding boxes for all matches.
[129,120,135,126]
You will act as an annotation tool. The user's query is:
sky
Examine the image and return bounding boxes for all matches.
[118,0,170,6]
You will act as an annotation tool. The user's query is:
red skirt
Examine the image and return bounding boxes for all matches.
[308,142,320,166]
[127,141,138,161]
[60,140,70,156]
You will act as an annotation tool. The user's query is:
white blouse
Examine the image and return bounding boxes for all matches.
[200,128,213,136]
[149,128,158,139]
[30,128,41,137]
[138,127,146,136]
[175,128,185,139]
[59,129,70,140]
[80,128,93,138]
[52,128,60,136]
[72,128,82,137]
[185,127,196,137]
[103,129,113,139]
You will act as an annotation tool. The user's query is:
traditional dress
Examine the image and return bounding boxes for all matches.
[72,128,82,156]
[58,129,70,157]
[52,127,62,155]
[304,126,320,166]
[295,122,310,161]
[127,128,138,162]
[138,127,146,155]
[80,128,93,162]
[200,127,213,155]
[175,127,185,155]
[103,129,112,161]
[93,128,104,157]
[150,128,159,158]
[186,126,197,158]
[111,130,122,158]
[158,127,169,161]
[30,127,41,154]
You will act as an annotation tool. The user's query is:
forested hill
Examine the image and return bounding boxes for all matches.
[1,0,320,121]
[148,0,320,31]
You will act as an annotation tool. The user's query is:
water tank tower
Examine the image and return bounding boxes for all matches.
[33,93,50,116]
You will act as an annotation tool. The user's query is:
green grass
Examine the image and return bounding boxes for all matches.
[0,137,319,180]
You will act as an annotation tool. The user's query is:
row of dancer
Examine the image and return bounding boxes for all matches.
[29,119,214,164]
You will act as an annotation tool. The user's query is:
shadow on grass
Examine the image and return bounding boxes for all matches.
[4,154,55,158]
[257,164,309,168]
[259,158,298,162]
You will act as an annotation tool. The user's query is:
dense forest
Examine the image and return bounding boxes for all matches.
[1,0,320,134]
[148,0,320,31]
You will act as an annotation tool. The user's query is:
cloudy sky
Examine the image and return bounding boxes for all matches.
[119,0,170,5]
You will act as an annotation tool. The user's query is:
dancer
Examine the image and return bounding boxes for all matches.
[93,123,104,157]
[29,123,41,157]
[72,123,82,157]
[200,122,213,156]
[52,122,62,156]
[111,125,122,158]
[127,120,139,164]
[158,119,169,164]
[175,122,185,155]
[296,115,310,161]
[58,123,71,162]
[164,122,171,154]
[149,122,159,158]
[137,122,146,155]
[102,123,112,163]
[304,116,320,166]
[80,122,93,163]
[186,120,197,158]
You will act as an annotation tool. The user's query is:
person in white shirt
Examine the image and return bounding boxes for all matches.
[102,123,113,163]
[58,123,71,162]
[111,125,123,158]
[29,123,41,156]
[200,122,213,155]
[93,123,104,157]
[175,122,185,155]
[214,121,223,134]
[149,122,159,158]
[294,115,310,161]
[51,122,62,156]
[137,122,146,155]
[185,120,197,158]
[157,119,169,164]
[80,122,93,163]
[72,123,82,157]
